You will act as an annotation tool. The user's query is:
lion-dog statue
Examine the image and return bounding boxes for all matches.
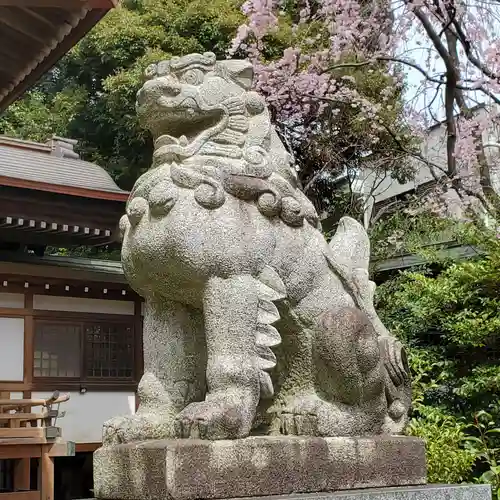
[103,52,411,444]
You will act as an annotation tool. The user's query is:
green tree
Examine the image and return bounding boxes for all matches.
[375,221,500,492]
[0,0,245,189]
[0,0,413,214]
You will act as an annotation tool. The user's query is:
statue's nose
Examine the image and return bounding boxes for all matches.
[127,197,148,227]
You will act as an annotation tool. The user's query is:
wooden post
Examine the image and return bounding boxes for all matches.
[14,459,31,491]
[39,446,54,500]
[0,391,9,411]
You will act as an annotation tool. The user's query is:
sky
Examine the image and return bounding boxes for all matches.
[394,0,499,125]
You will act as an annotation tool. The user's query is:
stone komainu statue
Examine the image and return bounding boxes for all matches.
[103,52,411,443]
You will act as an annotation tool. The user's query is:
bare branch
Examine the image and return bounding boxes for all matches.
[379,121,448,180]
[370,199,404,226]
[326,57,489,93]
[410,4,459,76]
[451,17,500,83]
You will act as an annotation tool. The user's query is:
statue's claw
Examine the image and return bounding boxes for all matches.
[175,398,252,440]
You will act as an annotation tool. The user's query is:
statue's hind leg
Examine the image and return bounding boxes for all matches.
[273,306,388,437]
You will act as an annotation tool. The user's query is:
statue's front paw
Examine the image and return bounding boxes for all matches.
[175,399,252,440]
[102,412,176,445]
[102,415,132,445]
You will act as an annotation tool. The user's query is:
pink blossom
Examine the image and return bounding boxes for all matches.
[229,0,500,220]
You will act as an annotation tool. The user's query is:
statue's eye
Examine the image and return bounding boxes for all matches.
[144,63,157,80]
[179,69,204,85]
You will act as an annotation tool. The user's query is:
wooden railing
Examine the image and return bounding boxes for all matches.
[0,392,74,500]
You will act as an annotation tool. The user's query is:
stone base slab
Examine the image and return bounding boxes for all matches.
[93,436,426,500]
[267,485,491,499]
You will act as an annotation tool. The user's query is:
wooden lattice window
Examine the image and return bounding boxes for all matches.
[85,323,134,379]
[34,322,81,378]
[33,319,135,386]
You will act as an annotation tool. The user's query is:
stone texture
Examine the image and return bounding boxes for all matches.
[93,436,426,500]
[87,485,492,500]
[102,52,412,444]
[241,485,492,500]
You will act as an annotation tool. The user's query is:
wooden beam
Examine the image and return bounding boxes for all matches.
[0,6,113,111]
[0,307,27,318]
[0,437,46,445]
[0,217,25,228]
[0,492,39,500]
[0,185,126,228]
[75,442,100,453]
[47,440,75,457]
[19,7,55,28]
[0,427,61,439]
[0,7,51,45]
[24,292,34,391]
[0,427,46,438]
[0,280,136,302]
[0,444,42,459]
[0,397,66,409]
[0,382,29,391]
[0,44,30,73]
[0,227,116,249]
[0,412,48,420]
[0,440,74,458]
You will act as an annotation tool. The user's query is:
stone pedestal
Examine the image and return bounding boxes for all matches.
[307,485,492,498]
[93,436,426,500]
[88,486,491,500]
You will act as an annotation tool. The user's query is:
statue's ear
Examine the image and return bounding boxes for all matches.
[217,60,254,90]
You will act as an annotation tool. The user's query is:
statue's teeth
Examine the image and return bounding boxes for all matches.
[217,129,245,146]
[228,116,249,132]
[223,96,245,115]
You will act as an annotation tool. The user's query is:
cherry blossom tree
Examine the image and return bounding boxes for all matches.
[230,0,500,223]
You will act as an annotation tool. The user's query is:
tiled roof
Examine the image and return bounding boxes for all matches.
[0,252,126,283]
[0,1,117,111]
[0,143,125,195]
[0,136,128,200]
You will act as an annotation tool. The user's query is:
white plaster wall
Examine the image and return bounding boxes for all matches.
[360,169,415,201]
[32,391,136,443]
[361,126,444,205]
[0,317,24,381]
[33,295,134,315]
[0,293,24,308]
[10,392,23,399]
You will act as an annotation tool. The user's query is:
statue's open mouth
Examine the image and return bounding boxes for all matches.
[147,95,224,142]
